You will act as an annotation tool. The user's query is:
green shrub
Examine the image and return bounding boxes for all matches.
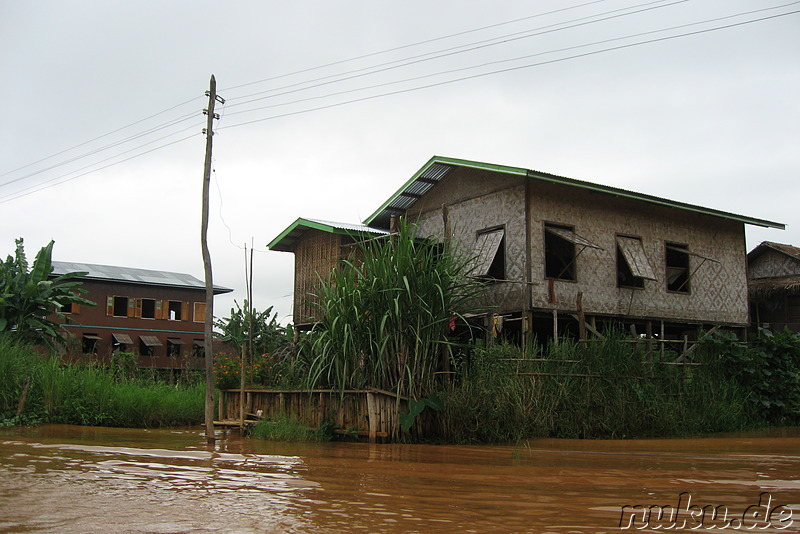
[438,334,758,443]
[703,328,800,425]
[248,415,331,442]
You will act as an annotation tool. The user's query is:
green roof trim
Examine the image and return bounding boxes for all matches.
[364,155,785,230]
[363,156,527,226]
[268,217,389,252]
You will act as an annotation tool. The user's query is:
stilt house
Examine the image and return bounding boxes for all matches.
[748,241,800,333]
[270,156,784,343]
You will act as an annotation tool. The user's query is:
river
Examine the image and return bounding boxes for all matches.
[1,425,798,533]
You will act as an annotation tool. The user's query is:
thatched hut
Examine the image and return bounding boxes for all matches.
[748,241,800,332]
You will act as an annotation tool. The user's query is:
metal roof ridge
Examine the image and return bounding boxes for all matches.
[363,156,785,230]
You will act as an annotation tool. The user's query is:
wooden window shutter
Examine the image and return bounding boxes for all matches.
[181,301,189,321]
[155,300,164,319]
[194,302,206,322]
[129,298,138,318]
[72,303,80,315]
[106,296,114,316]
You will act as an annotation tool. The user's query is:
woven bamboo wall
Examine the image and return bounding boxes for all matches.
[749,249,800,279]
[293,230,343,325]
[408,167,528,313]
[528,180,749,325]
[408,166,749,325]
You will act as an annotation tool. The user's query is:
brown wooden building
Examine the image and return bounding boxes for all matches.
[52,261,232,368]
[748,241,800,333]
[271,156,784,342]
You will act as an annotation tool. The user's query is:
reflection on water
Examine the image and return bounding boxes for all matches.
[1,425,799,533]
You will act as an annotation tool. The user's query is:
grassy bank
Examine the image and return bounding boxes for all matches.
[437,334,765,443]
[1,337,203,428]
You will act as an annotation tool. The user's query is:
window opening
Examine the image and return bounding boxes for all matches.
[666,244,690,293]
[168,301,182,321]
[545,224,576,280]
[167,338,184,357]
[616,236,656,288]
[112,333,132,352]
[113,296,128,317]
[82,333,100,354]
[139,335,162,357]
[473,227,505,279]
[141,298,156,319]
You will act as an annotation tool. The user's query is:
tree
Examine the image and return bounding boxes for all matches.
[213,300,289,356]
[0,239,95,346]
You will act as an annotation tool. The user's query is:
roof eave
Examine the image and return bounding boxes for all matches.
[364,156,785,230]
[268,217,388,252]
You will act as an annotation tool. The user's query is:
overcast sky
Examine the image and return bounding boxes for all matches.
[2,0,798,324]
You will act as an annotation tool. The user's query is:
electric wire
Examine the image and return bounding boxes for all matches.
[0,111,200,190]
[218,9,800,132]
[221,0,618,93]
[0,128,201,204]
[2,3,797,203]
[225,0,682,109]
[0,96,203,180]
[224,0,776,119]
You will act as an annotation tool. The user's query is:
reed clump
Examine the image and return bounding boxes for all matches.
[437,333,758,443]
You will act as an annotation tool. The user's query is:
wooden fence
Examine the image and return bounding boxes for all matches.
[217,388,410,442]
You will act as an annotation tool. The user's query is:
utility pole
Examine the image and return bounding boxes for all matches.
[201,74,224,443]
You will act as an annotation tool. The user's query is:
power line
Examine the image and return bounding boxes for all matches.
[0,111,200,190]
[0,96,202,180]
[0,130,200,204]
[222,2,798,120]
[218,9,800,132]
[3,3,797,202]
[224,0,683,109]
[221,0,619,94]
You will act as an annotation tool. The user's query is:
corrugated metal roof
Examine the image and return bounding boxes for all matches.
[363,156,785,230]
[51,261,232,294]
[268,217,390,252]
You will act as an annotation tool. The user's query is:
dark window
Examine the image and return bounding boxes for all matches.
[82,334,100,354]
[141,298,156,319]
[192,340,205,358]
[113,296,128,317]
[545,224,576,281]
[666,243,690,293]
[61,303,73,314]
[167,338,183,357]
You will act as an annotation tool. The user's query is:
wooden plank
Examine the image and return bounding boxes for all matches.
[366,392,378,442]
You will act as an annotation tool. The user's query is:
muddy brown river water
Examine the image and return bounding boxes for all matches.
[0,425,798,533]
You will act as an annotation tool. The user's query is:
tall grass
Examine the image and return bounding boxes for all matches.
[438,335,757,442]
[249,415,331,442]
[303,220,485,400]
[1,337,204,427]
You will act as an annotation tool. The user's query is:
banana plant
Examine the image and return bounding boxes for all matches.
[0,238,95,347]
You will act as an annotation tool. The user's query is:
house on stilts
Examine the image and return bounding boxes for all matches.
[269,156,785,345]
